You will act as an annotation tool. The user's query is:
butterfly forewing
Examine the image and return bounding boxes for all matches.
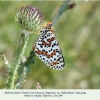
[33,22,65,70]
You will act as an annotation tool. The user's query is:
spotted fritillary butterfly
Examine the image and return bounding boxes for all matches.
[32,22,65,70]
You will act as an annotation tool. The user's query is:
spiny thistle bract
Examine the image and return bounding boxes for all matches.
[15,5,44,34]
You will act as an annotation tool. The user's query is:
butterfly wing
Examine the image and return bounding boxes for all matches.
[33,25,65,70]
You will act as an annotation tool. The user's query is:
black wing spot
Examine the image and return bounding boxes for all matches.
[46,60,48,62]
[40,45,43,48]
[44,36,47,38]
[54,58,56,61]
[43,58,45,60]
[56,66,59,68]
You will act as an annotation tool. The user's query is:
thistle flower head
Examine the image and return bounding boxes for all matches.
[15,5,44,33]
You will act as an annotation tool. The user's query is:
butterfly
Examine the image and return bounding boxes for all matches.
[32,22,65,70]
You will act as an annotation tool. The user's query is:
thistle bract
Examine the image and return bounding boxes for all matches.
[15,6,44,33]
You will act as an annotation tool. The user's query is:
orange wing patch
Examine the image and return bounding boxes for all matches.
[50,61,58,66]
[35,50,57,59]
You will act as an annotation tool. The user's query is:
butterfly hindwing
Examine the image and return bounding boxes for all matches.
[33,22,65,70]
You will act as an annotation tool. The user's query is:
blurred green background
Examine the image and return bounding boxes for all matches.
[0,1,100,89]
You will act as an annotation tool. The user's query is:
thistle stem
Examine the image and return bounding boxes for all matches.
[6,30,30,89]
[52,0,74,26]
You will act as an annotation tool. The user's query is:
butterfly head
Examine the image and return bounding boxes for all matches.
[46,22,52,29]
[40,22,53,35]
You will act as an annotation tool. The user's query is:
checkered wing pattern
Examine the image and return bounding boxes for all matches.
[32,22,65,70]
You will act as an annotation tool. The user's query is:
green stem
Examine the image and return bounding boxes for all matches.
[6,31,30,89]
[52,0,74,26]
